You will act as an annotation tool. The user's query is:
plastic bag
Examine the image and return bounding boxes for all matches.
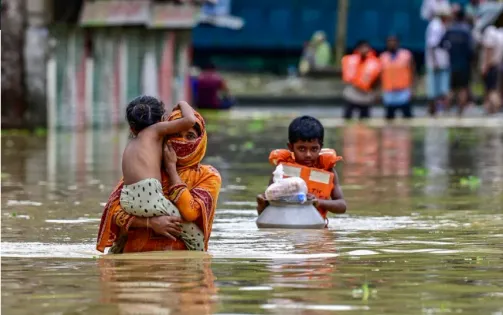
[265,165,308,203]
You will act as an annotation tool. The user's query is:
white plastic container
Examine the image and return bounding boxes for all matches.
[256,200,326,229]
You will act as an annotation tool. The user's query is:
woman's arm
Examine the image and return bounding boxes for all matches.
[165,163,202,222]
[316,169,347,214]
[114,208,183,240]
[163,143,221,227]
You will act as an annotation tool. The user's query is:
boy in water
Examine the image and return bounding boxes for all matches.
[256,116,347,226]
[120,95,204,251]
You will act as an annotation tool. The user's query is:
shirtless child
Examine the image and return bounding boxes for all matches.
[120,95,204,251]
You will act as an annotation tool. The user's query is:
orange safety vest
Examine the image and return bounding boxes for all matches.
[341,52,381,92]
[269,149,343,220]
[380,49,413,92]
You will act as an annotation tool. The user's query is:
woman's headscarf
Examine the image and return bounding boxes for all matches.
[168,109,207,169]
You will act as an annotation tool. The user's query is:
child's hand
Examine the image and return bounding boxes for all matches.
[307,193,319,207]
[173,101,191,111]
[163,142,178,165]
[256,194,269,214]
[175,101,197,126]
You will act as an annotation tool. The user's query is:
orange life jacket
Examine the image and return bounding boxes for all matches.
[341,52,381,92]
[380,49,413,92]
[269,149,343,220]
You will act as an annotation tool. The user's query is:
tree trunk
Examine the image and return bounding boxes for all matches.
[1,0,27,128]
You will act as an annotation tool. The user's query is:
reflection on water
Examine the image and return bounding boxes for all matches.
[2,113,503,314]
[99,254,218,315]
[424,126,450,198]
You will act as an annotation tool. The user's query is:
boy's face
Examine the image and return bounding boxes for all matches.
[287,140,321,167]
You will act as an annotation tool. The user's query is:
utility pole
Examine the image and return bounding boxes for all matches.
[334,0,349,70]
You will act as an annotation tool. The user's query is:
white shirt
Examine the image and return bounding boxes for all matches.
[421,0,450,21]
[481,26,503,67]
[342,85,378,105]
[425,17,450,69]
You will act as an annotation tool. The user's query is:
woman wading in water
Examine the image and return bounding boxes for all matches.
[97,109,221,253]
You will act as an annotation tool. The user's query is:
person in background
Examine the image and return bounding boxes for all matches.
[421,0,451,21]
[196,62,231,109]
[190,66,201,104]
[299,31,331,75]
[310,31,331,69]
[440,9,474,116]
[379,35,416,120]
[465,0,481,25]
[341,40,381,120]
[425,5,451,116]
[480,24,503,114]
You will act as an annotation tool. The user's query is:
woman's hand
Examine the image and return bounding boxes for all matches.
[149,216,183,241]
[163,142,177,166]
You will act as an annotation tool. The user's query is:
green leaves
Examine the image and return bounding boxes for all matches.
[459,176,481,190]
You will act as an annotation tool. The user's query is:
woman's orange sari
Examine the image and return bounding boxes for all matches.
[96,110,221,253]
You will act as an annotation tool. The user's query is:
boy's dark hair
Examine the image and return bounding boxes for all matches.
[126,95,165,134]
[288,116,324,145]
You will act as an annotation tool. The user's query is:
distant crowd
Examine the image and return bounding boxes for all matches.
[421,0,503,116]
[301,0,503,119]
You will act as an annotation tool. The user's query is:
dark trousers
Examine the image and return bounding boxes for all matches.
[344,102,371,120]
[483,65,499,91]
[385,102,413,120]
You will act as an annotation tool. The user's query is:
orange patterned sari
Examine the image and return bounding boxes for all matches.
[96,110,221,253]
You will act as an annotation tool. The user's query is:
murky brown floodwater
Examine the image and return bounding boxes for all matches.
[2,110,503,315]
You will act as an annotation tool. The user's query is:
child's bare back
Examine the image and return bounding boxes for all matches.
[122,130,164,185]
[121,96,196,185]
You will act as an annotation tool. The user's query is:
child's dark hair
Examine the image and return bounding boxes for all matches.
[288,116,324,145]
[126,95,165,134]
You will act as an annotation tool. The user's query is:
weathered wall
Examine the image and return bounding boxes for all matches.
[1,0,27,128]
[47,28,191,129]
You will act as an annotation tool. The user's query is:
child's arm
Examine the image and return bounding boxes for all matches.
[256,175,274,215]
[153,101,197,137]
[316,169,347,214]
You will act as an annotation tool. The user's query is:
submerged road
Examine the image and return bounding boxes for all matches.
[233,104,501,118]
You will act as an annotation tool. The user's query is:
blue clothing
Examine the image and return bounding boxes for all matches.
[382,89,412,106]
[191,76,199,101]
[426,68,450,100]
[440,22,474,73]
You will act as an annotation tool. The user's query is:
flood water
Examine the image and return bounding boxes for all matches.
[2,110,503,315]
